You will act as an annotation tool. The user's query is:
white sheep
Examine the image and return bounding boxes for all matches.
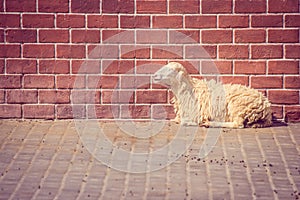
[153,62,272,128]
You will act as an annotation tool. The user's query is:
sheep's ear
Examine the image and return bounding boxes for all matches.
[176,71,184,81]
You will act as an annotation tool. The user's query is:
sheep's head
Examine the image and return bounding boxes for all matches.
[153,62,188,86]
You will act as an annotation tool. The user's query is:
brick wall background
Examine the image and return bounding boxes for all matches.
[0,0,299,122]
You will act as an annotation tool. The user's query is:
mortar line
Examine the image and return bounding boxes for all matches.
[254,132,279,200]
[9,122,54,200]
[53,124,82,200]
[142,136,153,200]
[99,123,119,200]
[0,123,23,182]
[204,142,213,200]
[221,134,235,200]
[31,121,71,199]
[272,127,299,193]
[119,127,132,200]
[76,123,111,200]
[237,132,257,200]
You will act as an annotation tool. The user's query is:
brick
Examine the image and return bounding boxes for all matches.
[7,90,38,103]
[0,0,3,11]
[57,45,86,59]
[88,105,119,119]
[285,15,300,27]
[6,0,36,12]
[136,60,167,74]
[251,15,283,27]
[57,75,85,89]
[87,75,119,89]
[103,0,134,14]
[72,0,100,13]
[39,30,69,43]
[102,90,134,104]
[121,45,150,59]
[72,60,101,74]
[23,105,55,119]
[285,76,300,89]
[0,60,4,73]
[268,29,299,43]
[251,45,283,59]
[24,75,55,89]
[285,45,300,59]
[23,44,55,58]
[88,45,119,59]
[251,76,283,89]
[268,61,299,74]
[0,29,3,42]
[235,0,266,13]
[38,0,68,12]
[57,14,85,28]
[0,14,20,28]
[120,16,150,28]
[71,90,100,104]
[185,45,217,59]
[87,15,118,28]
[0,105,21,118]
[120,76,151,89]
[102,60,134,74]
[0,75,21,88]
[169,30,200,43]
[201,61,232,74]
[235,30,266,43]
[6,30,37,43]
[202,30,232,43]
[0,44,21,58]
[153,16,183,28]
[152,45,183,59]
[57,105,86,119]
[268,90,299,104]
[23,14,54,28]
[202,0,232,14]
[72,30,100,43]
[219,15,249,28]
[136,30,167,44]
[6,59,37,74]
[219,45,249,59]
[136,90,167,103]
[39,90,70,104]
[0,90,4,103]
[152,105,175,120]
[234,61,266,74]
[185,16,216,28]
[268,0,299,13]
[39,60,70,74]
[169,0,199,14]
[285,106,300,122]
[102,30,134,44]
[136,1,166,14]
[271,105,283,119]
[121,105,151,119]
[221,76,249,85]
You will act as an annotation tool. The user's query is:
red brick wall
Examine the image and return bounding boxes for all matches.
[0,0,299,122]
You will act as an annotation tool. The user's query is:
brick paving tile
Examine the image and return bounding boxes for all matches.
[0,120,299,200]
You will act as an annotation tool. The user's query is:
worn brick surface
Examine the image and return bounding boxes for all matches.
[0,120,299,199]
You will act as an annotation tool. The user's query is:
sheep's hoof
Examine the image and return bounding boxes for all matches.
[181,121,198,126]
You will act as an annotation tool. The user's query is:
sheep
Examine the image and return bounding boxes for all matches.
[153,62,272,128]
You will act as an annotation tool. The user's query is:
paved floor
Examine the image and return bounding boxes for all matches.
[0,120,299,200]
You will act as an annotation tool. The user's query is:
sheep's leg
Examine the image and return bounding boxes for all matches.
[204,121,244,128]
